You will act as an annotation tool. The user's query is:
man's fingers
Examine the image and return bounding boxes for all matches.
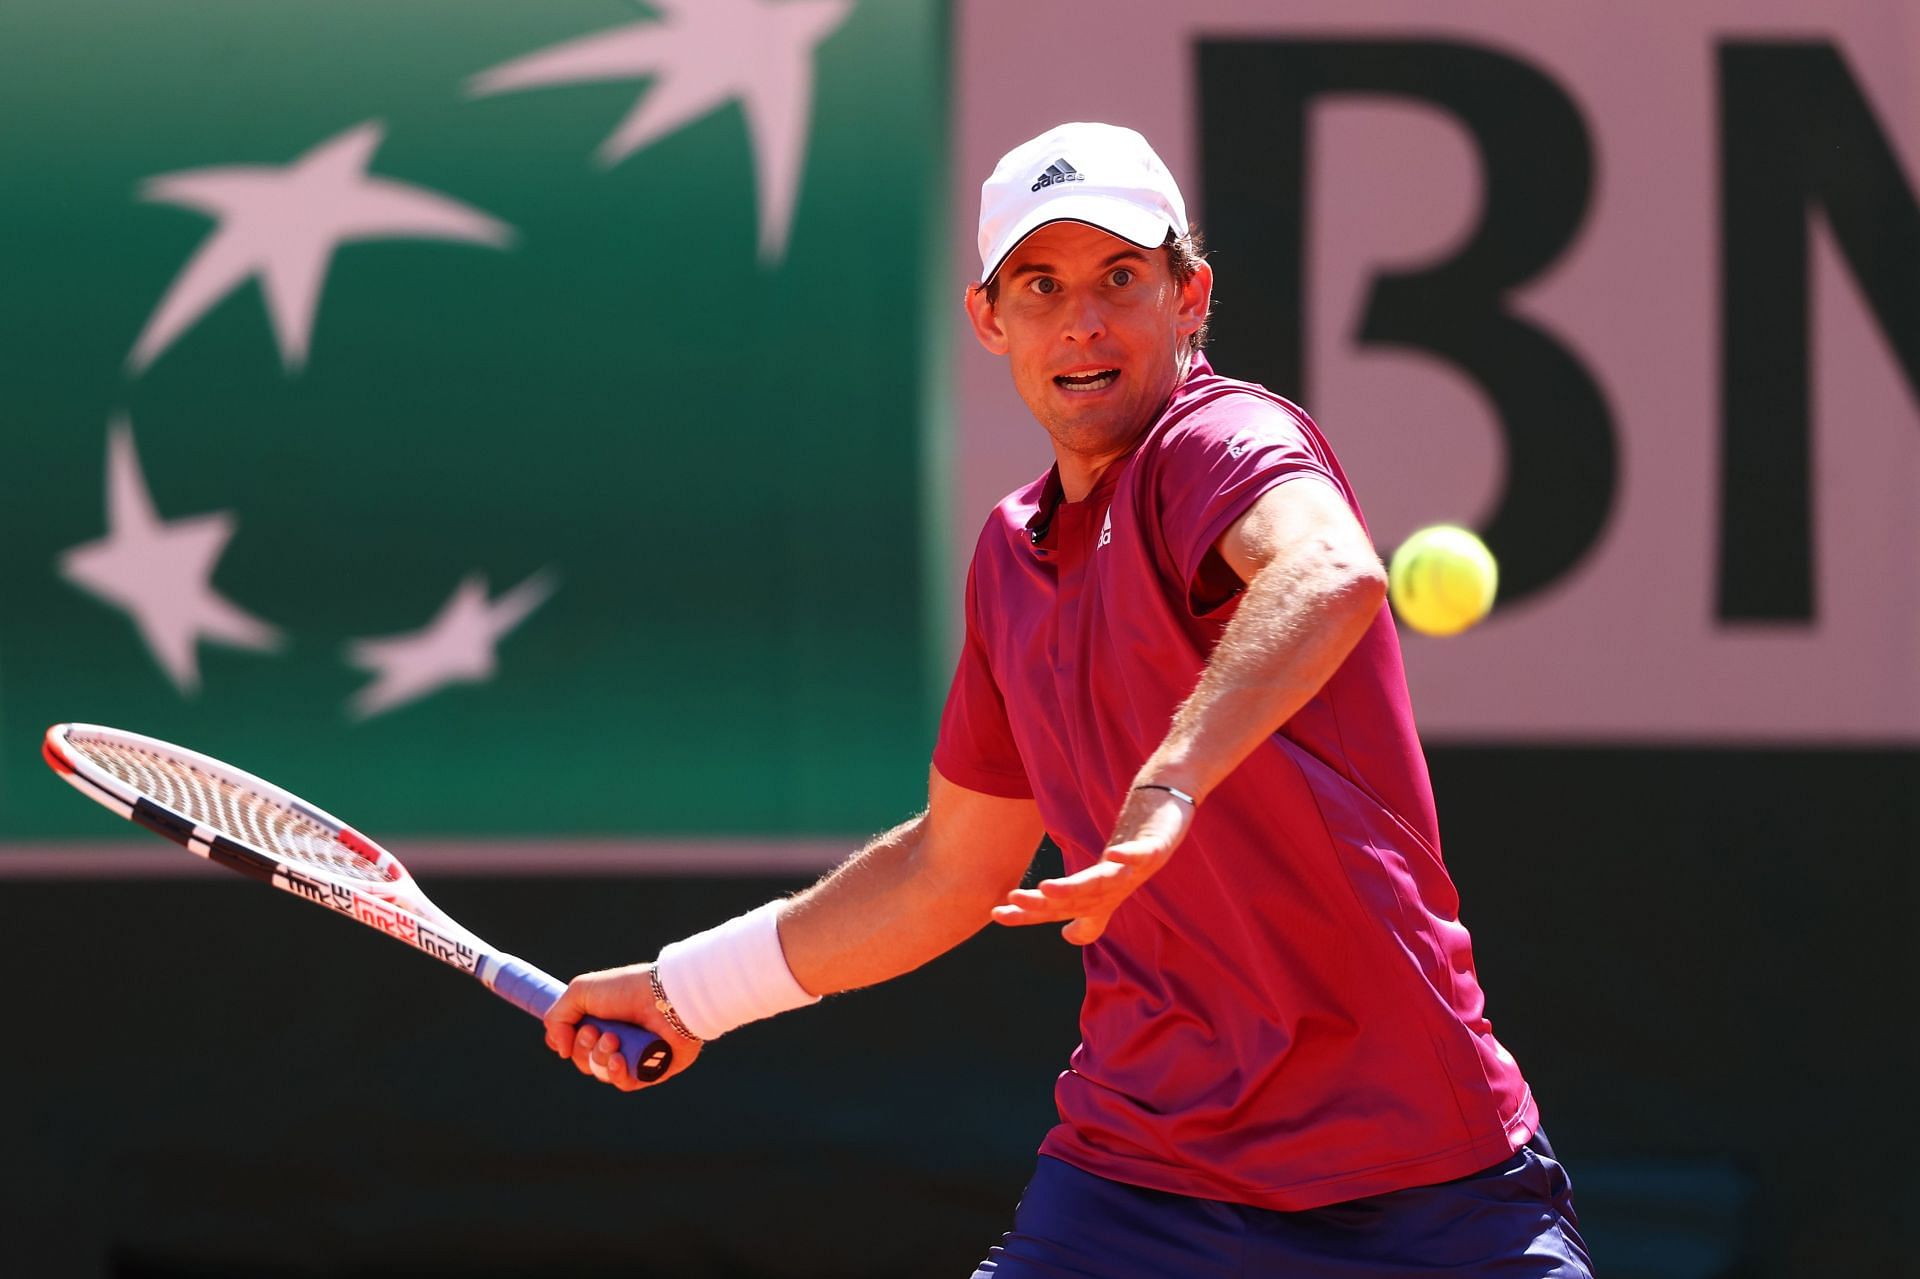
[994,878,1119,941]
[992,896,1121,927]
[570,1023,603,1077]
[990,796,1190,940]
[576,1028,641,1091]
[994,894,1096,925]
[1002,861,1131,911]
[589,1030,622,1084]
[1061,910,1113,946]
[543,982,586,1055]
[992,830,1182,936]
[995,874,1134,925]
[1024,860,1135,904]
[1043,864,1138,896]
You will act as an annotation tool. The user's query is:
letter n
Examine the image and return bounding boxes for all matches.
[1718,42,1920,622]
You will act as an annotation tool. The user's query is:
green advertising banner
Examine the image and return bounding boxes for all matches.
[0,1,950,842]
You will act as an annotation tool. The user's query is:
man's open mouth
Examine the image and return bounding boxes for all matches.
[1054,369,1119,392]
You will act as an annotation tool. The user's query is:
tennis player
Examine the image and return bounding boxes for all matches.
[546,122,1592,1276]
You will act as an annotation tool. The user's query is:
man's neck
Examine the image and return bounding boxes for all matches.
[1054,440,1137,503]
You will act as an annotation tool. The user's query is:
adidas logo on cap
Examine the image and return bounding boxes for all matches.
[1030,158,1084,192]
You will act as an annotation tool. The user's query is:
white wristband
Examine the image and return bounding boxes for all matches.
[654,900,819,1041]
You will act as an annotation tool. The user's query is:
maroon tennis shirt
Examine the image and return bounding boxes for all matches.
[934,356,1538,1211]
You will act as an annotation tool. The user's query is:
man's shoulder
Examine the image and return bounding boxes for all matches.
[1154,364,1318,450]
[1137,362,1354,523]
[1134,372,1328,491]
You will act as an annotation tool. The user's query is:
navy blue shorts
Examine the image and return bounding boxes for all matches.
[973,1133,1593,1277]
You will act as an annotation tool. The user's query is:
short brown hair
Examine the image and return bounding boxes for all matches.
[983,228,1212,353]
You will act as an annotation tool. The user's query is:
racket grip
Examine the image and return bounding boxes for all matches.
[490,957,674,1083]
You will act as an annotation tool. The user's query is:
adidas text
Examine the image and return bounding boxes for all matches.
[1031,159,1085,192]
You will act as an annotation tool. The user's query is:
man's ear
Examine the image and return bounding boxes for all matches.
[1175,259,1213,343]
[964,282,1010,355]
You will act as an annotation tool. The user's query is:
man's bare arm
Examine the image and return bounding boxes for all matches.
[1139,476,1387,801]
[993,477,1385,944]
[545,769,1043,1088]
[780,769,1046,996]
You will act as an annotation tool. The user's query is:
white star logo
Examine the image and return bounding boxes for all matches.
[129,121,515,375]
[58,417,283,694]
[346,572,556,720]
[468,0,854,263]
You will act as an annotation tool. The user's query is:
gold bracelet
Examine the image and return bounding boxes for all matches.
[648,965,704,1045]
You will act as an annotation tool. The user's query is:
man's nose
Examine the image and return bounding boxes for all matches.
[1062,295,1106,343]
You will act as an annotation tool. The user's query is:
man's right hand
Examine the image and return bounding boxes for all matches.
[543,963,703,1092]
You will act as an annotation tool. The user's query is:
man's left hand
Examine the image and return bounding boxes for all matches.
[990,786,1194,945]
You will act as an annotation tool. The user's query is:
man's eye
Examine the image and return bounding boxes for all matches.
[1030,277,1057,296]
[1109,268,1134,287]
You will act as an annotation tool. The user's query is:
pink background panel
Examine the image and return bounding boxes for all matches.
[951,0,1919,743]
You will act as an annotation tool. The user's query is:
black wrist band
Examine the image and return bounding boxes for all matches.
[1134,783,1197,806]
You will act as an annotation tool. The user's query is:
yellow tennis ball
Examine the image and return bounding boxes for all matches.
[1388,525,1498,637]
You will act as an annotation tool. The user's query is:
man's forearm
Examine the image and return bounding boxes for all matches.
[1141,542,1386,801]
[778,809,1026,997]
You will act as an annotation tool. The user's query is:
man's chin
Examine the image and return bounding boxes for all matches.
[1044,408,1153,458]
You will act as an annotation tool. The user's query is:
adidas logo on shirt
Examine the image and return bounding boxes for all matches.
[1098,507,1112,548]
[1030,158,1085,192]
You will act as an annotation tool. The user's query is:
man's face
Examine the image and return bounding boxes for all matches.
[966,222,1212,466]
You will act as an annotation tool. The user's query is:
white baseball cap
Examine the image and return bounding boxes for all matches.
[976,122,1189,284]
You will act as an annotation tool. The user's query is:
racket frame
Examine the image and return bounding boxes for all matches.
[42,722,670,1081]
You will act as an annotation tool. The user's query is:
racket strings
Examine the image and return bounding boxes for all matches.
[68,736,388,883]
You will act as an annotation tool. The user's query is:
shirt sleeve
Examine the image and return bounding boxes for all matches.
[931,562,1033,799]
[1153,392,1346,591]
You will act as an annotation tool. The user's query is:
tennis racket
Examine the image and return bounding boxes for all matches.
[42,722,671,1082]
